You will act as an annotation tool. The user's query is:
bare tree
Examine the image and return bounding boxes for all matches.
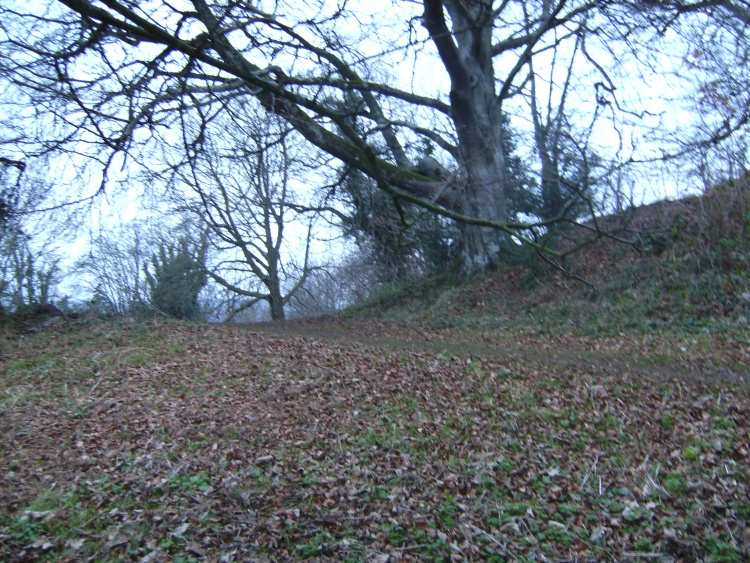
[1,1,748,272]
[77,223,153,315]
[173,108,313,321]
[527,25,584,224]
[0,157,63,312]
[0,231,60,310]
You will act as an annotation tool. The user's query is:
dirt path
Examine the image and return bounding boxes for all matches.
[253,318,750,385]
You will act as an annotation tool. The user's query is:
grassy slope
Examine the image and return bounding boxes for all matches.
[349,178,750,336]
[0,316,748,561]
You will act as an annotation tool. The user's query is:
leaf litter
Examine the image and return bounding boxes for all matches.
[0,319,748,561]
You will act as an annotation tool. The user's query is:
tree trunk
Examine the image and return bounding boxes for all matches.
[267,258,286,321]
[423,0,509,273]
[457,126,508,273]
[268,290,285,321]
[452,71,509,272]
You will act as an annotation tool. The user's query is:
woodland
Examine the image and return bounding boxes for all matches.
[0,1,749,560]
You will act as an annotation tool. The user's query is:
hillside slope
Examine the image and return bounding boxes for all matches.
[351,178,750,335]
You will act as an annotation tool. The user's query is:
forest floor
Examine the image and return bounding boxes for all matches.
[0,318,749,561]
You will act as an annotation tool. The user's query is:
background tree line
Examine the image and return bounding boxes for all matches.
[0,1,747,321]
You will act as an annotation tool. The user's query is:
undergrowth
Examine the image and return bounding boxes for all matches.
[349,181,750,337]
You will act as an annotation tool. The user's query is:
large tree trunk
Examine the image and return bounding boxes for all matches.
[268,290,285,321]
[456,105,508,272]
[424,0,508,272]
[458,159,508,272]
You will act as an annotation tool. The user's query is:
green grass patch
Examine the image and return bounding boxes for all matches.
[169,471,212,494]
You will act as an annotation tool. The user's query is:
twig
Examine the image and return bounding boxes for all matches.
[535,248,597,292]
[469,524,513,556]
[87,372,104,397]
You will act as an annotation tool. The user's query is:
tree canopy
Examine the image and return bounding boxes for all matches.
[1,1,748,272]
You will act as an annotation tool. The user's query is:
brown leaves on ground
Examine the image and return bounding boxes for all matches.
[0,319,748,561]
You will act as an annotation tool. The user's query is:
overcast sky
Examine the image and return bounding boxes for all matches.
[2,0,746,304]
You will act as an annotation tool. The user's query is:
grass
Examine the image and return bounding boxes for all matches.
[341,188,750,341]
[169,471,213,494]
[0,319,748,561]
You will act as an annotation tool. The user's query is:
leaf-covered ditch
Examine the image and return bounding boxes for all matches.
[1,320,749,561]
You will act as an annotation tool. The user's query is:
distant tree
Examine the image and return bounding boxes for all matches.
[77,225,151,316]
[287,269,340,318]
[0,231,59,311]
[172,108,315,321]
[287,250,384,318]
[199,283,270,323]
[144,236,208,320]
[0,157,61,313]
[524,27,607,230]
[0,157,25,238]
